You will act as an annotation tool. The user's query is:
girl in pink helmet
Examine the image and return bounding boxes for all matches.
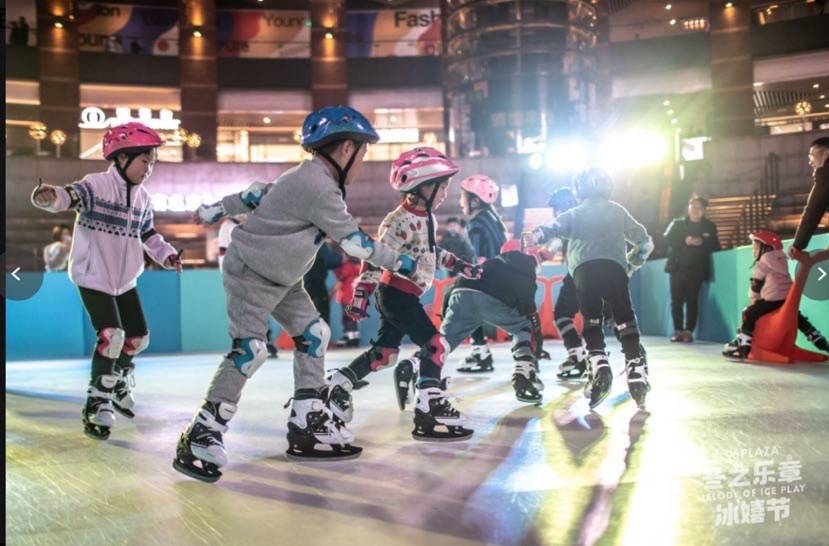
[458,174,508,373]
[326,147,482,441]
[31,121,181,440]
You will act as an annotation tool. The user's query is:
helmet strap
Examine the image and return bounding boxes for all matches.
[316,140,361,199]
[424,182,441,252]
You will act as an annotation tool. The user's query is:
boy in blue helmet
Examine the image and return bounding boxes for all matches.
[173,106,418,480]
[524,167,654,409]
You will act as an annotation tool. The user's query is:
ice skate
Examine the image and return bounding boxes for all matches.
[625,355,650,409]
[112,367,136,419]
[457,344,494,373]
[512,360,544,404]
[394,356,418,411]
[412,379,473,441]
[557,346,588,380]
[583,352,613,409]
[172,401,237,483]
[286,395,362,461]
[82,374,117,440]
[323,369,355,423]
[806,330,829,352]
[722,333,751,360]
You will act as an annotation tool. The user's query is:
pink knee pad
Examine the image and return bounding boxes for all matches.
[422,334,449,368]
[124,333,150,356]
[369,347,399,371]
[96,327,125,359]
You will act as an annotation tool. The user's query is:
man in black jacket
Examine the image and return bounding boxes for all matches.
[663,195,720,342]
[393,245,548,407]
[789,137,829,261]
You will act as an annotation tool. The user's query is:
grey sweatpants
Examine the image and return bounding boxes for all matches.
[206,245,323,404]
[441,288,533,352]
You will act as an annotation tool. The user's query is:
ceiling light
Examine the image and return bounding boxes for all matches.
[262,116,271,124]
[324,31,334,40]
[667,109,674,115]
[671,118,678,124]
[663,100,671,106]
[665,3,672,9]
[669,18,677,25]
[725,2,733,7]
[813,83,820,89]
[192,27,203,38]
[54,21,64,28]
[753,82,764,87]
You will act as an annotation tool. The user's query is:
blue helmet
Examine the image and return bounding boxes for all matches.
[573,166,613,200]
[547,186,578,213]
[301,106,380,150]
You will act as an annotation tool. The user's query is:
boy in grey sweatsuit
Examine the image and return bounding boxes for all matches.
[173,106,416,481]
[525,166,654,409]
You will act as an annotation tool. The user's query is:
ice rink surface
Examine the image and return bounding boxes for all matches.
[6,338,829,546]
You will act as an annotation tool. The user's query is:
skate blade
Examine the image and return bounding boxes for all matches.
[589,388,612,410]
[456,366,494,374]
[83,427,110,440]
[172,459,221,483]
[516,395,543,405]
[285,448,362,462]
[113,405,135,419]
[411,428,473,442]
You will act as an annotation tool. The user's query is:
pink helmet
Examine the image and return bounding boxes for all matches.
[461,174,499,205]
[103,122,164,160]
[390,147,459,193]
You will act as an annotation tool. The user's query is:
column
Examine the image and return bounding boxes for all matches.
[179,0,218,160]
[310,0,348,109]
[709,0,755,137]
[36,0,80,157]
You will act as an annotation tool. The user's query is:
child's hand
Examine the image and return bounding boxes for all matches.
[787,247,809,262]
[165,250,183,273]
[32,179,57,208]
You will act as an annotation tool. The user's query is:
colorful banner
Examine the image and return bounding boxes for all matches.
[216,9,310,58]
[76,2,179,56]
[346,8,441,58]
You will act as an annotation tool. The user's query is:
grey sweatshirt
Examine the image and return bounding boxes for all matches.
[221,157,400,286]
[537,197,651,275]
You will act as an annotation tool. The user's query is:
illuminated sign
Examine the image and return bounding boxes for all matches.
[376,127,420,143]
[79,107,182,130]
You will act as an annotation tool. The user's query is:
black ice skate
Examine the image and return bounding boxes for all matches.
[172,401,237,483]
[286,394,362,461]
[625,356,650,409]
[457,345,494,373]
[324,369,356,423]
[557,347,588,380]
[512,362,544,403]
[806,330,829,352]
[412,379,473,441]
[112,367,136,419]
[394,357,418,411]
[722,333,751,360]
[583,352,613,409]
[82,374,117,440]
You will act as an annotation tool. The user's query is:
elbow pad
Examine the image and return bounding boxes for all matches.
[240,181,268,209]
[340,230,375,260]
[750,278,764,294]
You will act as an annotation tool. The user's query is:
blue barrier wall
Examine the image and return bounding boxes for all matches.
[6,234,827,360]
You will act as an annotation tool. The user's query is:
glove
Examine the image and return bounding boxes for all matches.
[196,202,226,224]
[345,282,376,322]
[240,181,268,209]
[529,312,545,358]
[31,179,58,208]
[394,254,417,279]
[453,261,482,279]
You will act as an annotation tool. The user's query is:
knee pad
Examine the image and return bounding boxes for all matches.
[511,340,536,363]
[554,316,576,336]
[292,318,331,358]
[96,327,125,359]
[368,346,399,371]
[614,319,639,339]
[227,338,269,377]
[421,334,449,368]
[123,333,150,356]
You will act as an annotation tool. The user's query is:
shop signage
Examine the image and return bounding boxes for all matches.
[79,107,181,130]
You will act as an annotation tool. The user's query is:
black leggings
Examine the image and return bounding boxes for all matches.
[573,260,642,361]
[346,284,441,381]
[79,287,147,381]
[554,274,583,350]
[669,270,705,331]
[740,300,819,336]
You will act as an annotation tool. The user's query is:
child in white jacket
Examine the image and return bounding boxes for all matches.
[723,230,828,359]
[32,122,181,440]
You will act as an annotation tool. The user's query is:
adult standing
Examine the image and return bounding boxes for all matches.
[663,195,720,342]
[43,223,72,271]
[789,137,829,261]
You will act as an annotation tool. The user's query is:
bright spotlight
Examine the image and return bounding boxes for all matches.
[545,138,587,173]
[600,130,668,169]
[529,153,544,170]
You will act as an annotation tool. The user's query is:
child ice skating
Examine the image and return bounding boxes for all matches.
[722,230,828,360]
[457,175,508,373]
[525,167,654,409]
[173,106,417,481]
[326,147,482,441]
[31,122,181,439]
[396,239,549,406]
